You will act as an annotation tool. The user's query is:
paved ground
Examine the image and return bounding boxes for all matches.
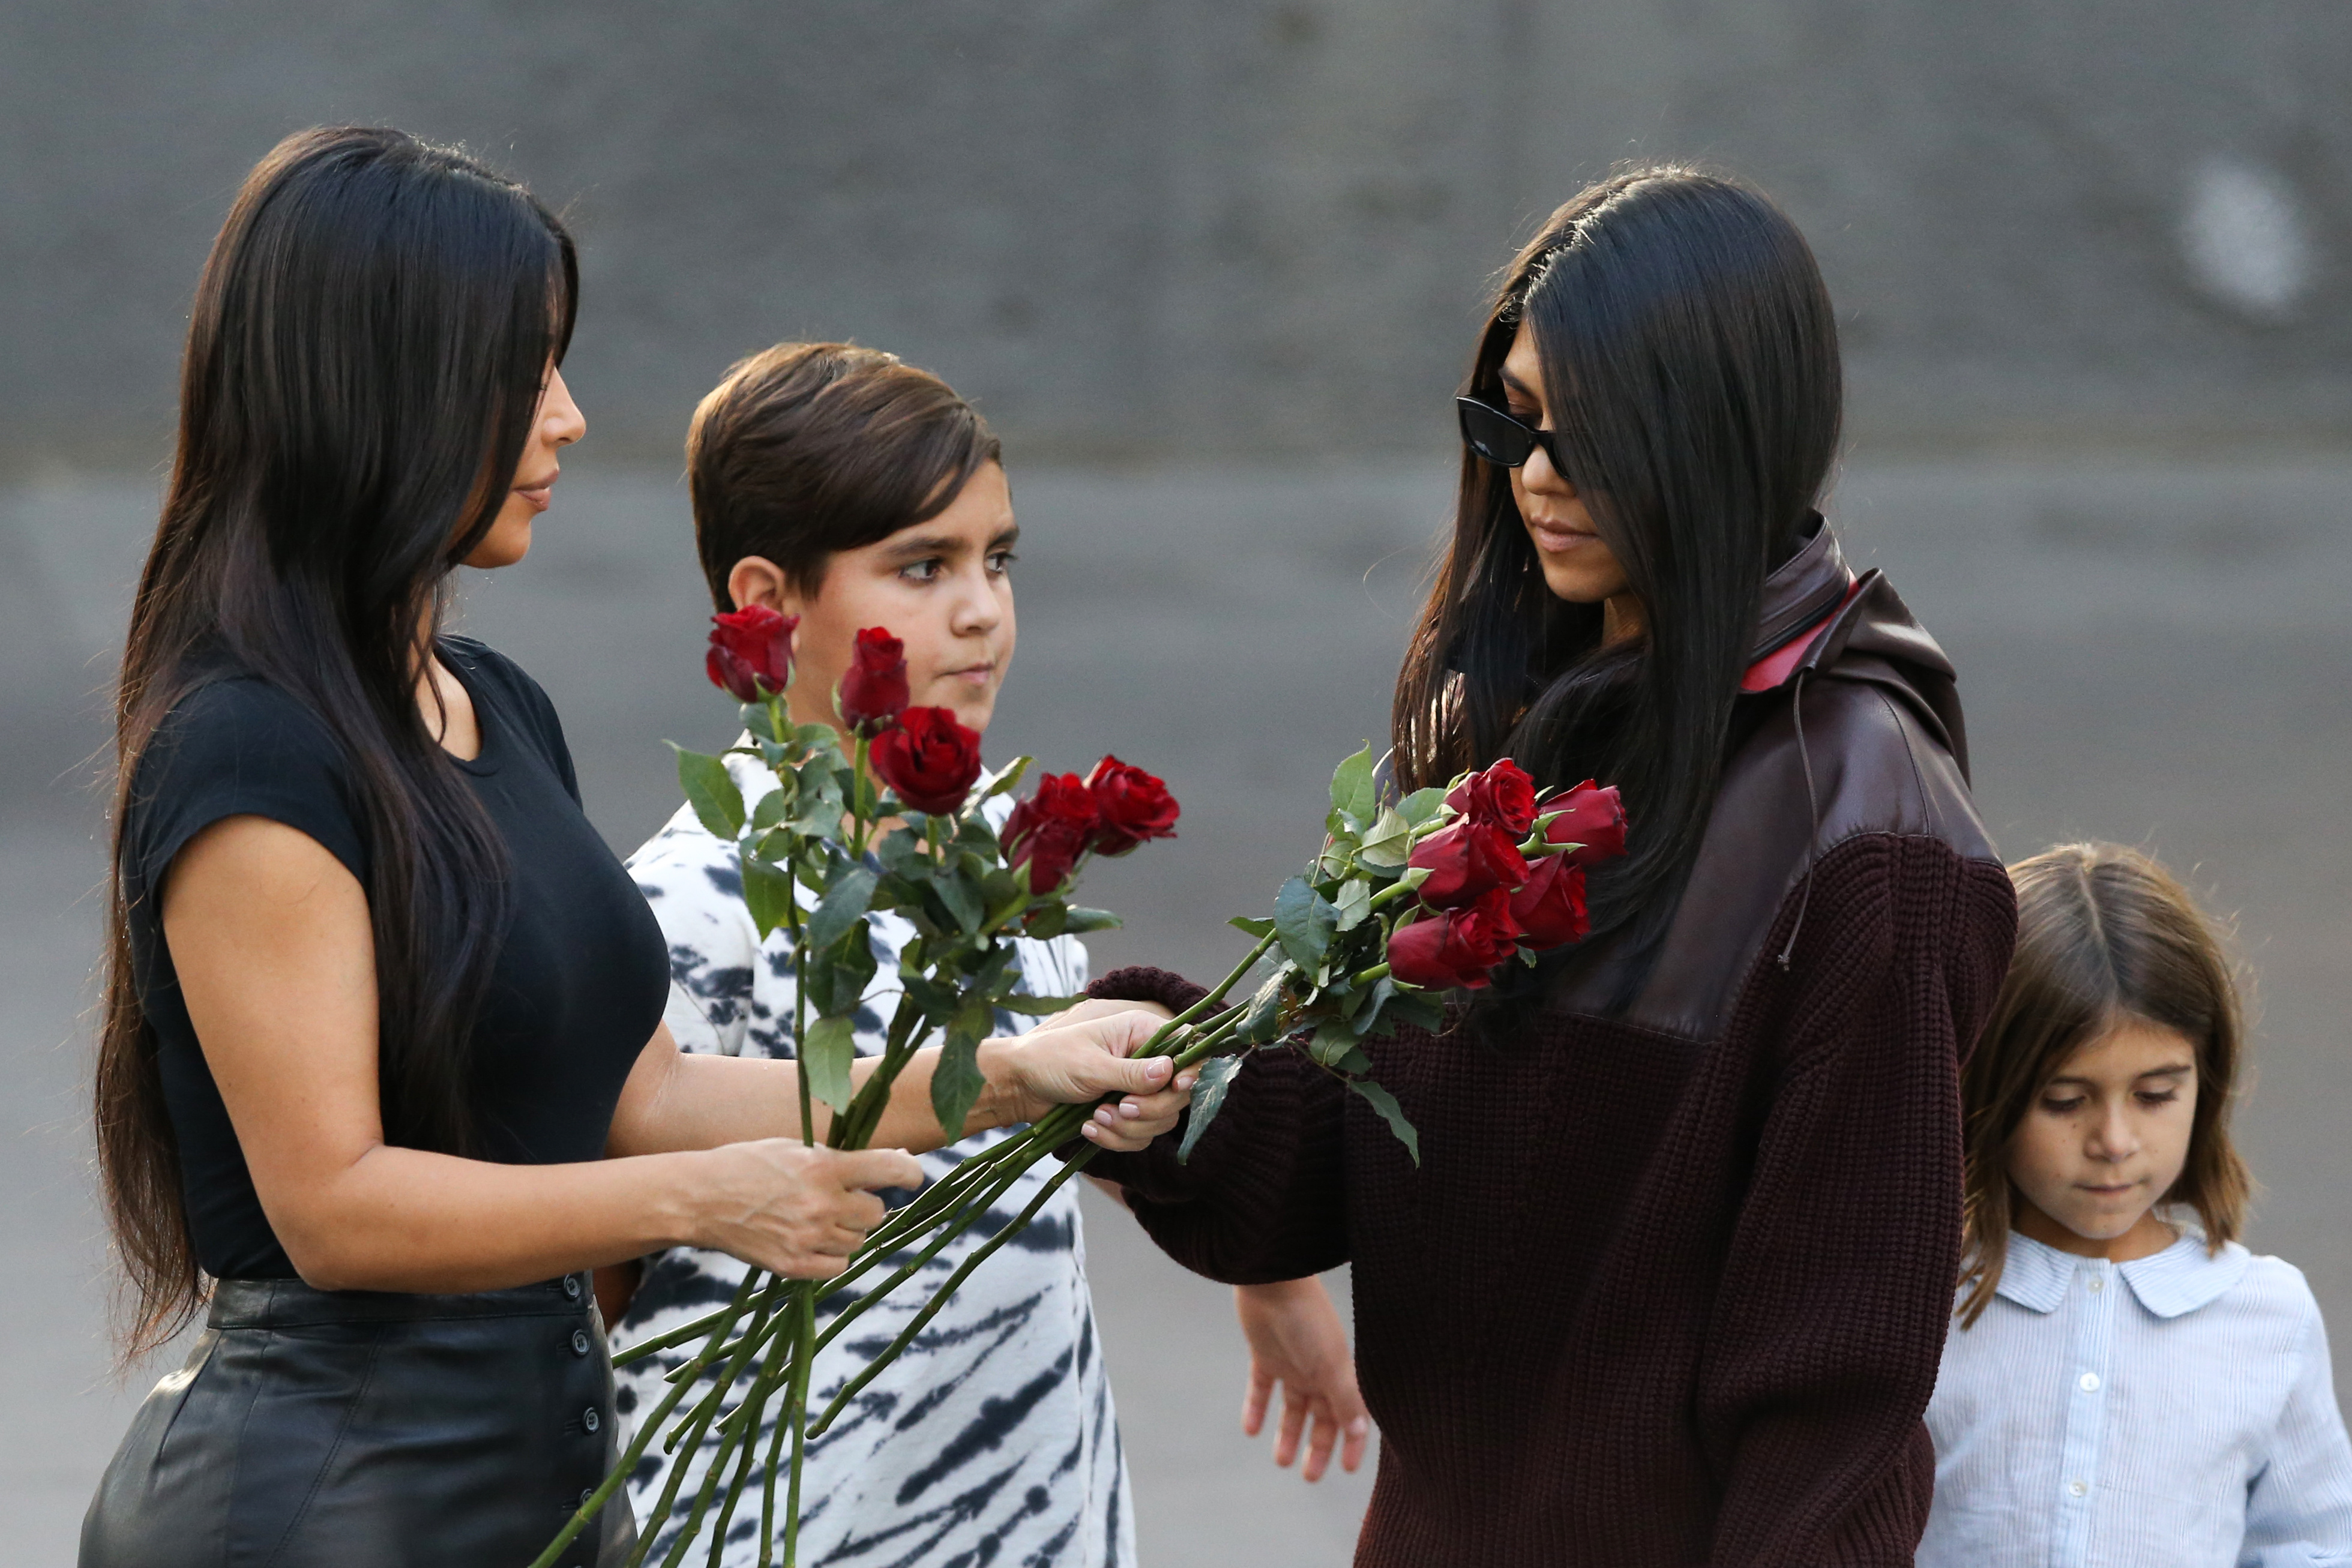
[7,455,2352,1562]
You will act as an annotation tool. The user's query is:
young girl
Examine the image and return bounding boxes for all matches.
[1922,843,2352,1564]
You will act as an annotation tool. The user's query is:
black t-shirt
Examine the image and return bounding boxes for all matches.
[122,636,669,1280]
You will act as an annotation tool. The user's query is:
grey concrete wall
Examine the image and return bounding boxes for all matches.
[5,2,2350,470]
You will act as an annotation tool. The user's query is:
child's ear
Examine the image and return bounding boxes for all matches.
[727,556,793,615]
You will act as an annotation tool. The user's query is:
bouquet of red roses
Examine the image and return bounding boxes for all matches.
[533,608,1179,1568]
[1132,745,1625,1163]
[588,749,1626,1558]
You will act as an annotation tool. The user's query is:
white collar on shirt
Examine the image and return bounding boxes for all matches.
[1996,1225,2252,1319]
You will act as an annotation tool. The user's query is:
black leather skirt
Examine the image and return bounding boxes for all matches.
[80,1272,637,1568]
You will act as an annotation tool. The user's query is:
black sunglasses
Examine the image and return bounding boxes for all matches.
[1456,394,1563,470]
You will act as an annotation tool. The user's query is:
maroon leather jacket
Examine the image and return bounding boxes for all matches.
[1083,523,2017,1566]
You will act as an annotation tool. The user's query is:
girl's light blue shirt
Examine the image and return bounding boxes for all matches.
[1921,1228,2352,1567]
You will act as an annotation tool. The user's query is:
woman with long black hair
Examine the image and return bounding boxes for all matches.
[1075,167,2019,1563]
[80,127,1187,1568]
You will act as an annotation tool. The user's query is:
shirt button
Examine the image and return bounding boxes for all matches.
[2087,1276,2105,1292]
[582,1406,601,1434]
[2069,1479,2088,1497]
[571,1329,593,1357]
[2079,1372,2102,1392]
[562,1275,584,1302]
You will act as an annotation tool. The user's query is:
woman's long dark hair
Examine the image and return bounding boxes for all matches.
[98,127,577,1355]
[1392,166,1842,1004]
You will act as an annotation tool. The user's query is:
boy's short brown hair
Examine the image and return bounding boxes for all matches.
[687,342,1000,610]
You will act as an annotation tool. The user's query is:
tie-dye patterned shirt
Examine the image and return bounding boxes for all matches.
[612,750,1136,1567]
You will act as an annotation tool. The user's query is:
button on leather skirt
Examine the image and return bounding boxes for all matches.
[80,1273,638,1568]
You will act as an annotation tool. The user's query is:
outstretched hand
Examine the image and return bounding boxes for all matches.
[999,1008,1196,1152]
[1236,1276,1372,1482]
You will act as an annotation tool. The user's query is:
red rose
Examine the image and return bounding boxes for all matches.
[1509,854,1590,949]
[871,707,984,816]
[839,627,910,736]
[1002,772,1101,894]
[1083,755,1179,855]
[1444,758,1537,836]
[706,605,798,703]
[1541,779,1628,867]
[1409,820,1530,910]
[1388,888,1523,991]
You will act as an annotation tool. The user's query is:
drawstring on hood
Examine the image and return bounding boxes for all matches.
[1777,665,1820,970]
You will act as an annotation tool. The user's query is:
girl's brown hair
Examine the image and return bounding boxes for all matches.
[688,341,1000,608]
[1956,843,2252,1325]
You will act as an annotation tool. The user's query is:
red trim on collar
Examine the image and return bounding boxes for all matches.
[1740,580,1863,694]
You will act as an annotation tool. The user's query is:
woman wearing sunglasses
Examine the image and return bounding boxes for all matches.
[1072,166,2018,1563]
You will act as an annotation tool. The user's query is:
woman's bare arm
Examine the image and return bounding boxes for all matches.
[166,815,1186,1294]
[166,816,920,1294]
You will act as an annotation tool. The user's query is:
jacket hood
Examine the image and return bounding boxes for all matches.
[1743,515,1972,783]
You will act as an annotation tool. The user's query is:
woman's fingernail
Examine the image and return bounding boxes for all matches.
[1081,1122,1099,1139]
[1348,1419,1368,1435]
[1146,1059,1171,1079]
[1178,1072,1199,1090]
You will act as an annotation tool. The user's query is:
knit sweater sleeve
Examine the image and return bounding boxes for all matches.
[1699,834,2017,1567]
[1072,966,1352,1284]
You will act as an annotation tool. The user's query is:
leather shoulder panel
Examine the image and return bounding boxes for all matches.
[1547,668,2000,1042]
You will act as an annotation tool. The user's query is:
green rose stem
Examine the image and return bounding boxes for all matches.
[643,1282,796,1568]
[778,1288,818,1566]
[525,1269,769,1568]
[620,981,1259,1373]
[808,1151,1095,1438]
[804,1009,1255,1440]
[604,921,1263,1563]
[704,1311,795,1567]
[690,1004,1253,1413]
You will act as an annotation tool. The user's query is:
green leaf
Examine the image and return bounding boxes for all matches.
[1329,1044,1375,1076]
[789,769,847,838]
[1229,916,1277,940]
[1383,988,1449,1034]
[1328,744,1377,828]
[930,993,998,1138]
[976,755,1032,805]
[741,853,798,940]
[1348,976,1397,1030]
[1346,1076,1420,1165]
[1240,973,1288,1044]
[929,867,983,934]
[996,993,1081,1016]
[1317,837,1360,880]
[795,722,840,750]
[1023,902,1068,939]
[1355,805,1413,870]
[672,746,747,840]
[749,782,792,833]
[744,703,782,744]
[898,973,958,1025]
[800,1015,859,1114]
[1178,1053,1243,1164]
[1308,1017,1359,1066]
[1398,786,1449,827]
[1273,876,1340,971]
[1332,878,1372,933]
[801,922,877,1017]
[1059,906,1122,934]
[807,867,877,955]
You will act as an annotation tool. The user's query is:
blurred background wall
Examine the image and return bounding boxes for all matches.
[6,5,2351,1563]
